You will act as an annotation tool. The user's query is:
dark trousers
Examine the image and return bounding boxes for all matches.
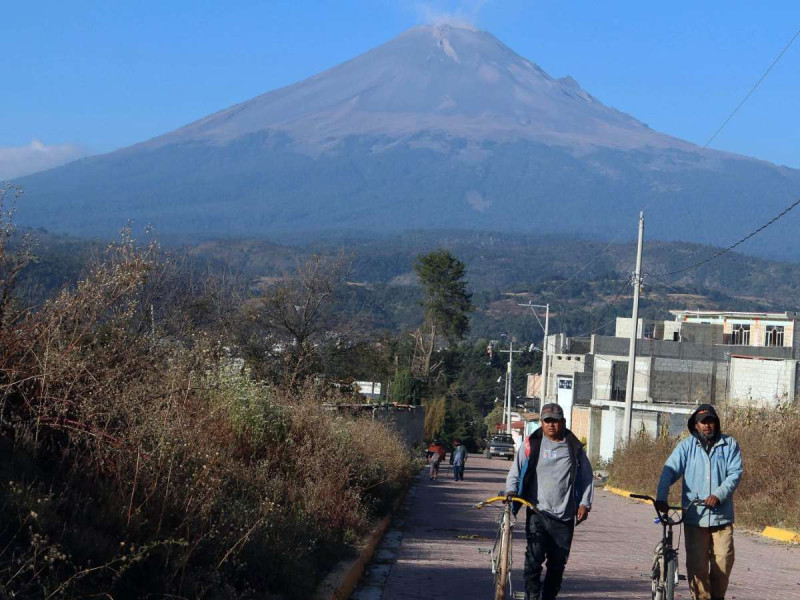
[453,465,464,480]
[524,509,575,600]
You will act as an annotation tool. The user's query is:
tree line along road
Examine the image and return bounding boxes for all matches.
[352,455,800,600]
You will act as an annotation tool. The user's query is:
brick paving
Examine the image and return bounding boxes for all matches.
[368,456,799,600]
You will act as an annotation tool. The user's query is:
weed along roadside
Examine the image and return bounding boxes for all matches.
[607,404,800,544]
[0,230,417,599]
[313,480,412,600]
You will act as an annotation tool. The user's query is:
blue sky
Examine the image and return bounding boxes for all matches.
[2,0,799,178]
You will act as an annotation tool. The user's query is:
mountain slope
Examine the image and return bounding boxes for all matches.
[15,25,800,259]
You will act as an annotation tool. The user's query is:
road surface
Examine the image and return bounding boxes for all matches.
[353,455,800,600]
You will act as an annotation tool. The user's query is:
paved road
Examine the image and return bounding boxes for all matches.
[354,455,800,600]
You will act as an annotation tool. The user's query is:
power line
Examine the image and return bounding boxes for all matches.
[654,196,800,277]
[548,28,800,292]
[703,28,800,149]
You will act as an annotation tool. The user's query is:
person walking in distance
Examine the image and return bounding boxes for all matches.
[450,439,468,481]
[505,403,593,600]
[427,439,446,481]
[656,404,743,600]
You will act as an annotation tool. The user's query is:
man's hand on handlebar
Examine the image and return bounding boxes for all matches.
[505,492,515,504]
[703,494,720,507]
[654,500,670,514]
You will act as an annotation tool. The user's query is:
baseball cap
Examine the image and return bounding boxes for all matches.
[540,403,564,421]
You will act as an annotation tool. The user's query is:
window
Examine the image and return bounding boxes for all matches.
[611,362,627,402]
[765,325,785,347]
[731,324,750,345]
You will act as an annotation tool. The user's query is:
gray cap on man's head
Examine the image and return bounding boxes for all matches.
[540,403,564,420]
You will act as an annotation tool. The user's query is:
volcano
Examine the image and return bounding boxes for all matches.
[16,25,800,258]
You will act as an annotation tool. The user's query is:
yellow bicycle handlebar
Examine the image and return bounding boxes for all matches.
[474,495,534,510]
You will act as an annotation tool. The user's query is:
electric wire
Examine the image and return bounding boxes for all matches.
[703,28,800,149]
[548,27,800,294]
[652,196,800,277]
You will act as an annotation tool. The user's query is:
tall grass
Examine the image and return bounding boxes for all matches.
[0,233,414,599]
[609,405,800,531]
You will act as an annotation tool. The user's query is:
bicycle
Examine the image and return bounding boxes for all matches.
[630,494,705,600]
[474,494,534,600]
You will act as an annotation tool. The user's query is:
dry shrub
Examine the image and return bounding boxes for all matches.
[720,404,800,530]
[608,431,681,505]
[609,405,800,531]
[0,232,413,599]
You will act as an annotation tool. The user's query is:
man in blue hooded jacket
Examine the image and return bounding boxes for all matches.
[656,404,743,600]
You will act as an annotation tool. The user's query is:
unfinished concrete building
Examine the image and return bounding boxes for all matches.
[532,310,800,462]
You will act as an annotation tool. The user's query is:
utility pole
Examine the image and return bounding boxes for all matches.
[499,341,523,434]
[519,302,550,404]
[542,305,550,402]
[623,211,645,444]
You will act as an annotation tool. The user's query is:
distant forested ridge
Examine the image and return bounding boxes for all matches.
[20,229,800,345]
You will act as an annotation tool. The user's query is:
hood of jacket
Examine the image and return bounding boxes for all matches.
[687,403,722,434]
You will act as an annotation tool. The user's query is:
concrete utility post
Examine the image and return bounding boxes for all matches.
[499,341,523,435]
[519,302,550,403]
[506,350,513,434]
[542,304,550,402]
[623,211,645,444]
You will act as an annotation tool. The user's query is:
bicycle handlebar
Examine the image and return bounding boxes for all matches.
[474,495,535,510]
[630,493,706,525]
[629,493,682,511]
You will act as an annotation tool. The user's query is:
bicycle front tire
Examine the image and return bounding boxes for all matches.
[494,509,512,600]
[663,555,676,600]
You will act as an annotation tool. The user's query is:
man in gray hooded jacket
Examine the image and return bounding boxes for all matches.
[656,403,743,600]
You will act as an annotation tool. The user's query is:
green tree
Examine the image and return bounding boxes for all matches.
[438,395,483,452]
[413,249,473,377]
[484,404,504,437]
[389,368,424,405]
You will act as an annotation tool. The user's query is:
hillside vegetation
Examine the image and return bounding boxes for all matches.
[0,213,414,598]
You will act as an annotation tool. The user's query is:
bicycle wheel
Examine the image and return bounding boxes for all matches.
[490,516,502,575]
[649,543,663,600]
[650,559,661,600]
[663,554,677,600]
[494,506,512,600]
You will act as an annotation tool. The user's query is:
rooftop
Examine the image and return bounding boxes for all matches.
[670,310,798,321]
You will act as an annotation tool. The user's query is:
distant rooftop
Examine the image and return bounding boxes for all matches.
[670,310,798,321]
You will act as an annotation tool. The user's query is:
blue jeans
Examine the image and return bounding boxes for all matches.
[453,465,464,480]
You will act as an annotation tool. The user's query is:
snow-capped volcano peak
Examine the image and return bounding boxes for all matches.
[146,25,689,152]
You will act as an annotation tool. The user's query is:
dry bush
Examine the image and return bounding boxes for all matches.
[607,431,681,505]
[720,404,800,530]
[0,231,413,599]
[609,405,800,531]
